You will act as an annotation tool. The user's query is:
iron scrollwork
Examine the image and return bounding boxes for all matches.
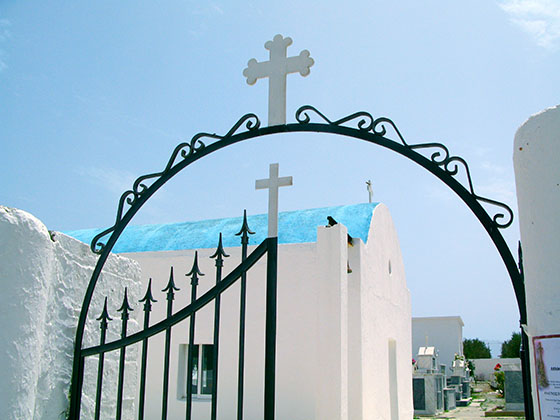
[295,105,513,229]
[90,113,261,254]
[91,104,513,254]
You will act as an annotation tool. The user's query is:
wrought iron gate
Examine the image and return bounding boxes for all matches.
[69,213,278,420]
[68,105,531,419]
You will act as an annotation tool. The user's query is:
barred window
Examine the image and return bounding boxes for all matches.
[190,344,214,396]
[178,343,214,399]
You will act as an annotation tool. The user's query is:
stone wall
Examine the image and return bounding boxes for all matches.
[471,358,521,381]
[0,206,141,419]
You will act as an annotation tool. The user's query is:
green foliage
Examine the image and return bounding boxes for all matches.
[494,371,505,396]
[467,359,476,378]
[463,338,492,359]
[500,332,521,358]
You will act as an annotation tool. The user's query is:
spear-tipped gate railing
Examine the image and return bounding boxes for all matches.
[161,266,180,419]
[94,298,112,420]
[185,251,204,420]
[210,233,229,420]
[116,288,133,420]
[72,212,277,420]
[138,279,157,420]
[235,210,254,420]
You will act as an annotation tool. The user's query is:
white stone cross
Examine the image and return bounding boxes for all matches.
[255,163,293,238]
[243,34,314,126]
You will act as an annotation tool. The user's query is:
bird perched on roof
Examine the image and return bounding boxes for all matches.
[326,216,354,247]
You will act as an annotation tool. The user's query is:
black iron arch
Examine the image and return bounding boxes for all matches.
[69,104,529,418]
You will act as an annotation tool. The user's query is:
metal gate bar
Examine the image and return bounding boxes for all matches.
[71,223,271,420]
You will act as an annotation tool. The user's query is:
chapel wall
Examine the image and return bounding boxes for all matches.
[123,203,413,420]
[125,239,323,420]
[357,203,413,420]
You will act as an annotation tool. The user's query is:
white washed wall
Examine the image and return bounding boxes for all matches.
[354,204,412,420]
[513,105,560,419]
[126,234,329,420]
[471,358,521,381]
[411,317,464,375]
[125,202,412,420]
[0,206,141,420]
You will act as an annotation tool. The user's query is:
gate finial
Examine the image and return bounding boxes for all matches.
[235,209,255,245]
[117,288,133,320]
[243,34,314,126]
[210,232,230,267]
[162,267,180,301]
[186,251,204,286]
[139,278,157,312]
[96,297,113,330]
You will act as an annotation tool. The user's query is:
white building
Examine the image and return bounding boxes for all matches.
[411,316,464,375]
[69,201,414,420]
[513,105,560,419]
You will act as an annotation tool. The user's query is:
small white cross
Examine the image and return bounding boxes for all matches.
[366,180,373,203]
[243,34,314,126]
[255,163,293,238]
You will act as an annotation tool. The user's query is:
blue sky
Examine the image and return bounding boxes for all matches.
[2,0,559,353]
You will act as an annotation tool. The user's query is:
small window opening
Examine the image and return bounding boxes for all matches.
[178,344,214,399]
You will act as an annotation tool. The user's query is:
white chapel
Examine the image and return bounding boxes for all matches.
[67,201,414,420]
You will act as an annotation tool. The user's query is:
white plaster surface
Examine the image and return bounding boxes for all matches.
[513,104,560,419]
[471,358,520,381]
[0,206,141,420]
[411,316,464,375]
[356,204,413,420]
[316,223,348,420]
[514,104,560,337]
[124,203,412,420]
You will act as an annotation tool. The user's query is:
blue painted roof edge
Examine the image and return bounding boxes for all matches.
[64,202,379,253]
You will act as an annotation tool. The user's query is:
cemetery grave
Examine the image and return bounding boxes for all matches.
[414,381,525,420]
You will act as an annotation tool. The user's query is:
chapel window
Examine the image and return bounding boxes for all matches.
[190,344,214,396]
[178,343,214,400]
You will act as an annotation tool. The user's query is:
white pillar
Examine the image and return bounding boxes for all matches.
[347,239,363,420]
[513,105,560,418]
[0,207,55,420]
[316,224,349,420]
[0,206,142,420]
